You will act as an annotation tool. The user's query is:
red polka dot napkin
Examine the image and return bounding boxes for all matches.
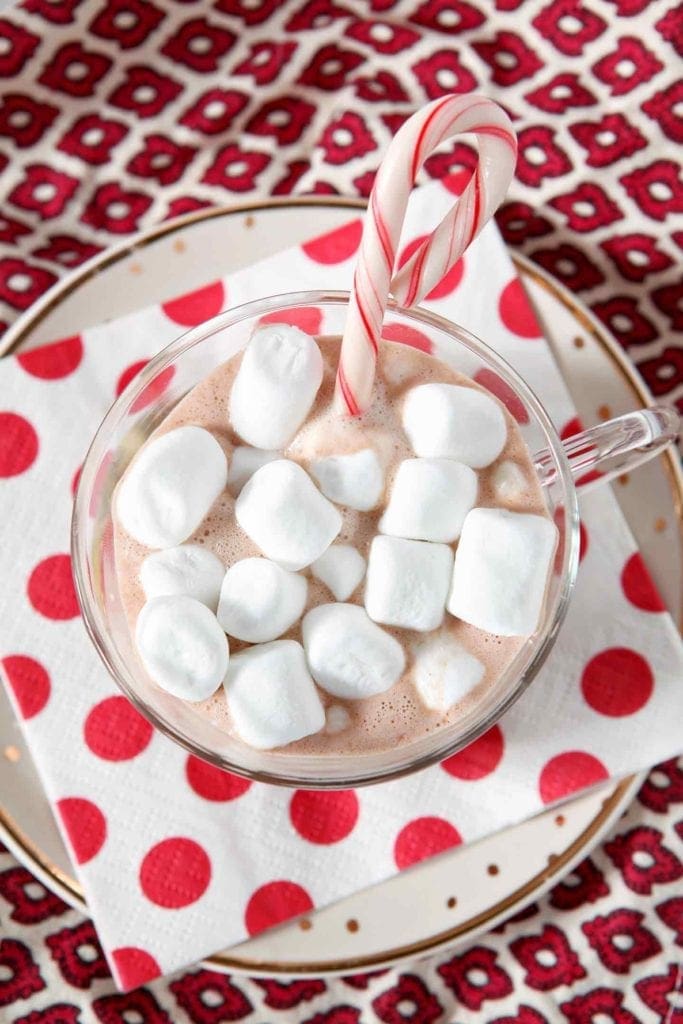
[1,181,682,990]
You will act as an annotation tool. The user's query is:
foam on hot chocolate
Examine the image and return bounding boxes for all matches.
[113,335,552,755]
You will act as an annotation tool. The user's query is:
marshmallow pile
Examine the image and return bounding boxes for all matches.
[119,324,558,751]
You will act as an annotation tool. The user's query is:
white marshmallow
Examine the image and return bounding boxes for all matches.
[139,545,225,610]
[412,634,485,712]
[491,460,528,503]
[228,446,280,496]
[365,536,453,632]
[116,426,228,549]
[448,508,558,636]
[235,459,341,571]
[325,705,351,734]
[229,325,323,449]
[303,603,405,699]
[380,458,478,543]
[402,383,507,468]
[135,595,228,701]
[311,544,366,601]
[224,640,325,749]
[217,557,307,643]
[309,448,384,511]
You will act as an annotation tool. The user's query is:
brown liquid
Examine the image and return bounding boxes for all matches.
[113,338,549,755]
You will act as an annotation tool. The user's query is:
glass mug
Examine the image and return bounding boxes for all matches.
[72,292,679,788]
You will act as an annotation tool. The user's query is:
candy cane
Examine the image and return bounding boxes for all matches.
[335,94,517,417]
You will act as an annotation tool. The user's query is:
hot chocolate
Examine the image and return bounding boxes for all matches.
[112,327,556,756]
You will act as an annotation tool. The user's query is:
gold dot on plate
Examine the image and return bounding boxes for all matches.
[573,336,585,349]
[548,853,559,865]
[172,239,186,254]
[597,404,612,420]
[346,919,359,933]
[244,215,255,228]
[298,918,312,931]
[618,474,630,486]
[3,745,20,763]
[655,517,667,533]
[555,814,566,826]
[129,262,143,275]
[487,864,499,876]
[446,896,457,909]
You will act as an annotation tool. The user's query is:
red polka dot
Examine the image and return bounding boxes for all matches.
[290,790,359,844]
[553,509,588,574]
[28,554,79,620]
[185,755,252,801]
[302,219,362,264]
[559,416,602,486]
[560,416,583,440]
[244,880,313,936]
[111,947,161,990]
[17,335,83,380]
[499,278,542,338]
[539,751,609,804]
[0,412,39,477]
[130,367,175,413]
[442,170,470,195]
[162,281,225,326]
[441,726,504,780]
[581,647,654,717]
[116,360,176,413]
[1,655,51,719]
[57,797,107,864]
[84,697,153,761]
[621,553,665,613]
[71,464,81,496]
[398,235,465,300]
[116,359,148,396]
[426,260,464,300]
[381,322,433,353]
[260,307,323,335]
[474,368,529,424]
[140,838,211,908]
[394,816,462,870]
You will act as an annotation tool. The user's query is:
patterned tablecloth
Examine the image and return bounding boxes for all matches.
[0,0,680,1021]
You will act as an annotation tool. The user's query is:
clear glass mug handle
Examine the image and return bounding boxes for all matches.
[534,406,681,491]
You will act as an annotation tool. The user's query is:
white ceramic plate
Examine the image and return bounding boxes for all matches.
[1,199,680,978]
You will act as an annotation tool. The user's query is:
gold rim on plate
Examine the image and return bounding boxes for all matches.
[0,197,679,974]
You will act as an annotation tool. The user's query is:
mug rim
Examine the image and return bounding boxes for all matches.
[72,289,580,788]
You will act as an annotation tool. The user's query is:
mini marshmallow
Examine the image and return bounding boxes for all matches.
[310,448,384,511]
[235,459,341,571]
[491,460,528,503]
[448,508,558,636]
[325,705,351,734]
[365,536,453,632]
[116,426,228,549]
[228,446,280,496]
[412,634,485,712]
[217,557,307,643]
[303,603,405,699]
[311,544,366,601]
[380,458,478,543]
[402,383,507,468]
[229,325,323,449]
[136,595,228,701]
[140,545,225,610]
[224,640,325,749]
